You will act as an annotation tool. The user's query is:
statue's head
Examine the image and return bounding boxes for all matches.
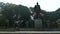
[37,2,38,5]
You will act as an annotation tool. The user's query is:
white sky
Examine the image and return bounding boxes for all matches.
[0,0,60,11]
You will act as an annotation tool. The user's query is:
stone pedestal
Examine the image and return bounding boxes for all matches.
[34,19,42,29]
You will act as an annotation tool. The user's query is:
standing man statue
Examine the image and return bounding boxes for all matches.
[34,2,42,19]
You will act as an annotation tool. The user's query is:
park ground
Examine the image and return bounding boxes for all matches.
[0,27,60,31]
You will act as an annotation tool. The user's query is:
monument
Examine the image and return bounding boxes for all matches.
[33,2,43,29]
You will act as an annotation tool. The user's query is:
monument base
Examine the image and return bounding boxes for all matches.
[34,19,42,29]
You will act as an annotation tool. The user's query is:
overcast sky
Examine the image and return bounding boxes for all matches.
[0,0,60,11]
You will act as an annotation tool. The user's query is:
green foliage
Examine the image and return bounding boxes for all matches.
[0,2,32,28]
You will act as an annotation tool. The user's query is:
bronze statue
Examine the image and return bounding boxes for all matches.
[34,2,42,19]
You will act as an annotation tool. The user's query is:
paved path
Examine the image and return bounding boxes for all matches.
[0,31,60,33]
